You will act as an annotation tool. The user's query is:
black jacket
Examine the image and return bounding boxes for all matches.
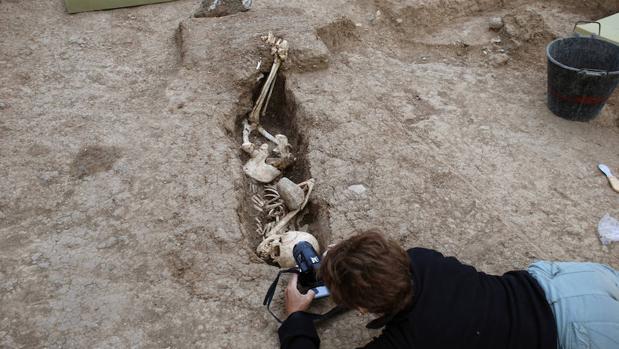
[278,247,557,349]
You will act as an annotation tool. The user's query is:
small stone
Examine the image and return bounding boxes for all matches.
[276,177,304,211]
[68,36,86,46]
[396,18,403,24]
[489,17,504,30]
[194,0,252,18]
[491,37,502,44]
[489,53,510,66]
[370,10,382,23]
[348,184,367,195]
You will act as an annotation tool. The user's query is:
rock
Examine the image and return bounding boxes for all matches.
[194,0,252,18]
[347,184,367,195]
[489,17,503,30]
[489,53,510,67]
[276,177,305,211]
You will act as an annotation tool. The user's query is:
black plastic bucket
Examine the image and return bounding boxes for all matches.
[546,37,619,121]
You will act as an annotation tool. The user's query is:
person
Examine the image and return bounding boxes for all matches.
[278,230,619,349]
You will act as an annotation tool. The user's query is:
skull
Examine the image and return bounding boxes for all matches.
[256,230,320,268]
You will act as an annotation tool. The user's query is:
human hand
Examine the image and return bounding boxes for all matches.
[285,273,315,315]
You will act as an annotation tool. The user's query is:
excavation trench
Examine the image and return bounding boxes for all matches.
[235,72,331,265]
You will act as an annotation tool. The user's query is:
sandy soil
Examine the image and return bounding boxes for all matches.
[1,0,618,348]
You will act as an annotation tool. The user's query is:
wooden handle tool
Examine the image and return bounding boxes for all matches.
[598,164,619,193]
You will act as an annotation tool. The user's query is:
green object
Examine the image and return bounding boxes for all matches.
[64,0,177,13]
[575,13,619,45]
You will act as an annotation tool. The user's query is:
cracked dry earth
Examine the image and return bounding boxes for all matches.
[1,0,619,348]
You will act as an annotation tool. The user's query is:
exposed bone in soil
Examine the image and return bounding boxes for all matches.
[235,69,331,264]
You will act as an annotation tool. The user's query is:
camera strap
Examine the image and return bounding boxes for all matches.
[263,268,348,323]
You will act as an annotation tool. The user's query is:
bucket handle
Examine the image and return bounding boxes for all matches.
[573,21,601,36]
[578,68,608,78]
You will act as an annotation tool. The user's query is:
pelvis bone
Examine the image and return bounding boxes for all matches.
[242,143,281,183]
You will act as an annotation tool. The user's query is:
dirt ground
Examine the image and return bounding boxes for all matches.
[1,0,619,348]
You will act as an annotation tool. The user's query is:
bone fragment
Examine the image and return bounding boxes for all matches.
[249,58,281,126]
[262,74,277,118]
[267,134,295,170]
[242,144,281,183]
[242,120,253,145]
[248,33,288,127]
[257,126,278,144]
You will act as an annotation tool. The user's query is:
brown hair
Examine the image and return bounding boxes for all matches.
[319,230,413,314]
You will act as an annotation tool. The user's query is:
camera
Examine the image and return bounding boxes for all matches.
[293,241,330,299]
[264,240,341,323]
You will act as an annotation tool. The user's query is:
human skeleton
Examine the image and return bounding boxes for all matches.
[241,33,320,266]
